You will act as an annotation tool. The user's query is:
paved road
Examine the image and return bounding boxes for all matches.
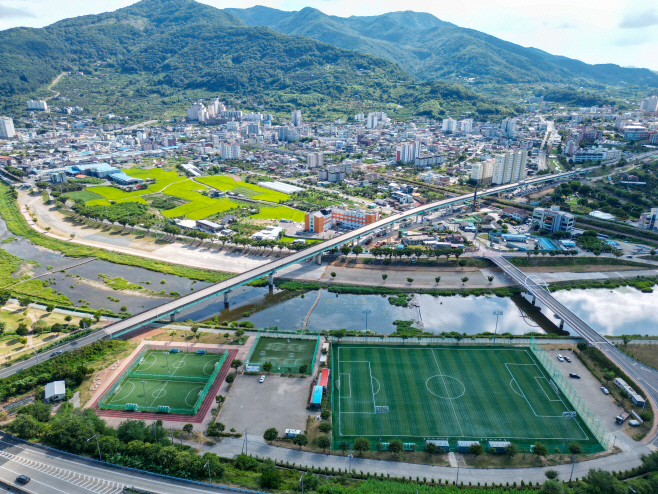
[0,434,258,494]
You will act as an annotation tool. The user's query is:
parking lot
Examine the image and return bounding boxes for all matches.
[218,374,313,436]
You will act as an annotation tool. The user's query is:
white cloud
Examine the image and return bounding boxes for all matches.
[619,9,658,29]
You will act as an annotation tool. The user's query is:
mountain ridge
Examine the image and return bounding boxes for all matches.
[225,6,658,86]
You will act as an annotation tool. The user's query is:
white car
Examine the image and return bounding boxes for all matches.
[557,354,564,362]
[600,386,610,395]
[259,375,265,383]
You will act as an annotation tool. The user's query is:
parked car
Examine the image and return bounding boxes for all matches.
[569,373,581,379]
[557,354,564,362]
[16,475,30,484]
[564,356,571,363]
[259,375,265,383]
[50,350,63,357]
[601,386,610,395]
[629,420,641,427]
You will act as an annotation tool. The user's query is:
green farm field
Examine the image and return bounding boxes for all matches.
[197,176,289,203]
[331,345,601,452]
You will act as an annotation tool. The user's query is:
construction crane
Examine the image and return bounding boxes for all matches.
[48,111,57,138]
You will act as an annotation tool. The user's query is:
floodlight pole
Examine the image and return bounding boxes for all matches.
[87,434,101,461]
[348,450,353,474]
[375,406,389,443]
[570,454,576,482]
[456,455,461,485]
[560,411,576,459]
[493,311,503,345]
[165,352,170,374]
[289,352,295,375]
[363,309,372,332]
[140,380,148,406]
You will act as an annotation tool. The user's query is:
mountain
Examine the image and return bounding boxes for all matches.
[226,6,658,86]
[0,0,520,121]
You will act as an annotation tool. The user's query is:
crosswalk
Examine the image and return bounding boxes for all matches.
[0,450,124,493]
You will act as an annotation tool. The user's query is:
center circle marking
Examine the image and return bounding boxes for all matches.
[425,375,466,400]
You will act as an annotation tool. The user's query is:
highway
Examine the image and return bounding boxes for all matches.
[0,167,593,380]
[0,433,256,494]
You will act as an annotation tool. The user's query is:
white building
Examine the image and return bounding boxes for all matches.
[500,118,517,134]
[27,100,48,111]
[460,119,473,134]
[0,116,16,139]
[470,159,494,185]
[441,118,458,134]
[221,141,241,160]
[354,113,365,122]
[396,141,419,164]
[291,110,302,127]
[187,101,208,122]
[532,206,574,234]
[44,380,66,403]
[366,112,378,129]
[492,150,527,185]
[306,152,324,169]
[640,96,658,113]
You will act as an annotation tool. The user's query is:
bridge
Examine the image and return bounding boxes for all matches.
[0,167,593,381]
[487,254,658,432]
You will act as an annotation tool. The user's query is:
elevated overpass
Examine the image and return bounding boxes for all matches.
[0,167,593,379]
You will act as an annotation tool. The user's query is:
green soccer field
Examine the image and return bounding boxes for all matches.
[247,337,318,375]
[103,350,225,413]
[331,345,601,451]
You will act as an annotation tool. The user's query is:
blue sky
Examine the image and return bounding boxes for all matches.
[1,0,656,71]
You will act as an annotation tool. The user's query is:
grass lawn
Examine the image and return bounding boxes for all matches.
[64,189,105,202]
[332,344,600,452]
[280,236,322,244]
[197,176,289,203]
[147,330,238,345]
[246,336,317,375]
[251,206,306,222]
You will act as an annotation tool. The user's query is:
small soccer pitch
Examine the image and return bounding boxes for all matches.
[332,345,602,451]
[247,337,317,375]
[105,350,224,413]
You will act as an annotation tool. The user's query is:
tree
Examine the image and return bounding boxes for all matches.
[339,441,350,454]
[435,276,441,284]
[0,289,11,307]
[183,424,193,436]
[353,437,370,455]
[568,442,582,455]
[533,442,548,457]
[259,466,281,489]
[458,259,467,269]
[0,322,5,336]
[298,364,307,374]
[317,435,331,451]
[382,274,388,282]
[19,337,28,347]
[461,277,469,285]
[504,443,518,458]
[387,439,403,455]
[330,272,336,278]
[488,275,494,283]
[468,443,484,456]
[544,469,558,480]
[577,342,587,352]
[621,334,632,346]
[407,278,414,284]
[320,409,331,420]
[16,323,29,336]
[263,362,273,372]
[352,245,363,258]
[8,414,41,439]
[230,359,243,374]
[293,434,307,449]
[651,248,656,258]
[340,246,351,256]
[263,428,278,443]
[425,442,438,455]
[225,373,236,384]
[318,422,332,434]
[538,480,565,494]
[46,304,55,313]
[603,371,615,385]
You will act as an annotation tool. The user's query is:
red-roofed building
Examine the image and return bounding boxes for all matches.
[318,368,330,389]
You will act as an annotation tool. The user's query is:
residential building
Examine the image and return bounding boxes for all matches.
[532,206,574,234]
[492,150,527,185]
[304,207,379,233]
[441,118,458,134]
[0,116,16,139]
[573,146,621,163]
[414,154,445,167]
[500,118,517,134]
[460,119,473,134]
[291,110,302,127]
[221,141,241,160]
[391,191,414,203]
[306,152,324,169]
[501,206,530,222]
[640,96,658,113]
[623,125,649,141]
[366,112,378,129]
[470,159,494,185]
[27,100,48,111]
[396,141,419,164]
[638,207,658,231]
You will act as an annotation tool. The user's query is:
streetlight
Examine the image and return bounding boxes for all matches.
[348,450,353,475]
[204,461,212,484]
[87,434,101,461]
[456,455,462,485]
[374,406,389,443]
[493,311,503,345]
[165,352,170,374]
[289,352,295,375]
[140,380,148,407]
[569,454,576,482]
[363,309,372,332]
[299,473,304,494]
[560,411,577,459]
[625,486,636,494]
[32,348,39,364]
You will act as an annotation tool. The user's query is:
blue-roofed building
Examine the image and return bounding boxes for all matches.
[64,163,119,178]
[310,385,323,409]
[109,172,144,186]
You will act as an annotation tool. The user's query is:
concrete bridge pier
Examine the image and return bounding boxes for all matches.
[268,272,274,288]
[559,319,565,330]
[224,291,230,307]
[314,254,322,265]
[170,313,176,322]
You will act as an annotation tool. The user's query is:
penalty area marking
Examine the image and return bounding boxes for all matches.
[184,386,205,407]
[139,353,157,372]
[202,359,221,375]
[372,377,381,396]
[110,381,135,403]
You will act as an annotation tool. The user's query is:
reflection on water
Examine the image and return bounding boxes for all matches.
[552,287,658,336]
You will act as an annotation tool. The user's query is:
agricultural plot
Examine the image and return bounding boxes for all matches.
[101,350,225,414]
[251,206,306,223]
[197,176,289,203]
[63,189,105,202]
[246,336,319,375]
[332,345,602,452]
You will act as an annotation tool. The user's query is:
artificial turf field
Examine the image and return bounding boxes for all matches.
[247,336,318,375]
[331,345,599,450]
[105,350,224,412]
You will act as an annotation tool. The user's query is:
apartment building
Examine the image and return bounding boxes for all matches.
[0,117,16,139]
[441,118,458,134]
[640,96,658,113]
[304,207,379,233]
[220,141,241,160]
[306,152,324,169]
[532,206,574,233]
[492,150,527,185]
[291,110,302,127]
[396,141,419,164]
[470,159,494,185]
[27,100,48,111]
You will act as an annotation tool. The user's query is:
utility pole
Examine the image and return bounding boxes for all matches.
[493,311,503,345]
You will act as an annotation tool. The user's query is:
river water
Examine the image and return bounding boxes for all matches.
[2,218,656,335]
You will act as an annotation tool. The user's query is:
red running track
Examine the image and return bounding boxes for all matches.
[92,349,238,423]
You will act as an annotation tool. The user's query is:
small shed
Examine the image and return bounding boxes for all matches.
[318,369,330,389]
[488,441,511,454]
[44,380,66,403]
[426,440,450,452]
[456,440,480,453]
[285,429,302,437]
[310,385,323,409]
